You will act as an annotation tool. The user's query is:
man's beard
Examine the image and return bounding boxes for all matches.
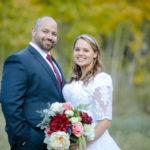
[35,37,56,51]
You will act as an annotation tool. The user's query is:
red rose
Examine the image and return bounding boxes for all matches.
[48,113,71,135]
[80,112,92,124]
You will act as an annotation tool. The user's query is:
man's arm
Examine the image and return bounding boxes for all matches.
[1,54,30,144]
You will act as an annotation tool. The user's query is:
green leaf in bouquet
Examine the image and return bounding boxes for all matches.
[78,135,87,150]
[70,134,79,144]
[75,103,92,111]
[73,109,80,117]
[79,136,82,150]
[81,135,86,150]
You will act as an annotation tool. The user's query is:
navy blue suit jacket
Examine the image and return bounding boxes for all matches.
[0,44,66,149]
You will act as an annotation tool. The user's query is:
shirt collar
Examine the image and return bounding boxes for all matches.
[29,42,51,57]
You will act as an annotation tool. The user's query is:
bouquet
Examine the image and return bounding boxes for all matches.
[37,102,95,150]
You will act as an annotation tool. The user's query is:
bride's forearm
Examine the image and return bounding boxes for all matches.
[87,119,111,146]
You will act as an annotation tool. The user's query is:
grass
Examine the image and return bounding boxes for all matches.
[110,110,150,150]
[109,88,150,150]
[0,106,10,150]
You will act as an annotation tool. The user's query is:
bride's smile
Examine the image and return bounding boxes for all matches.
[73,38,97,72]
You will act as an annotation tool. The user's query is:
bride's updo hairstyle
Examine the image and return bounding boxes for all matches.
[69,34,104,84]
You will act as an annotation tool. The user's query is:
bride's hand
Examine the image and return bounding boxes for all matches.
[69,143,79,150]
[87,141,92,147]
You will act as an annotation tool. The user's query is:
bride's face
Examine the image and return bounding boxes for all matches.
[73,39,97,72]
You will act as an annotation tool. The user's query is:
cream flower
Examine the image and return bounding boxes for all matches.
[49,131,70,150]
[83,124,95,141]
[50,102,62,112]
[65,110,74,117]
[69,117,81,124]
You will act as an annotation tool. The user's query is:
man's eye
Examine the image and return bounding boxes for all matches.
[43,30,48,33]
[53,33,57,36]
[74,48,80,51]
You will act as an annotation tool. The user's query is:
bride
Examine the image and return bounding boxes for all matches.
[62,34,121,150]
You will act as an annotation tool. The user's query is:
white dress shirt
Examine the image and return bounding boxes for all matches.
[29,42,62,80]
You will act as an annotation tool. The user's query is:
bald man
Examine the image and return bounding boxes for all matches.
[0,16,66,150]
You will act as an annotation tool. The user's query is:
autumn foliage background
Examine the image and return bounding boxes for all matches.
[0,0,150,149]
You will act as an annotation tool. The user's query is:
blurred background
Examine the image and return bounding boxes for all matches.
[0,0,150,149]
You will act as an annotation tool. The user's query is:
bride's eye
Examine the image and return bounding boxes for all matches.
[84,48,89,52]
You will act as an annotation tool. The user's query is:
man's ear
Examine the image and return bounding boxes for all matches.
[32,27,35,37]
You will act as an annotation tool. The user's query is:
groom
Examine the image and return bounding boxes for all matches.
[0,16,66,150]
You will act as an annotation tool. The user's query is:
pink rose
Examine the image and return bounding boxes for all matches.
[62,102,72,110]
[72,123,83,137]
[46,127,51,136]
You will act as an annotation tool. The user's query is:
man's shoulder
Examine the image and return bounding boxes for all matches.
[5,45,32,62]
[15,45,31,56]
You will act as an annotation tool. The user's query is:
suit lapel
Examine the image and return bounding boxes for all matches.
[27,45,61,94]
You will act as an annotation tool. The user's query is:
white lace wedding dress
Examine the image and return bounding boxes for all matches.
[62,72,121,150]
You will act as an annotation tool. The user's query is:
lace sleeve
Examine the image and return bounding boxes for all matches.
[92,73,113,120]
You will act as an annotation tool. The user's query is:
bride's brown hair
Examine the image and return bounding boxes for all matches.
[68,34,104,84]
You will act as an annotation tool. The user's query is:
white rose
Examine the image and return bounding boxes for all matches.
[50,102,62,112]
[69,117,81,124]
[83,124,95,141]
[65,110,74,117]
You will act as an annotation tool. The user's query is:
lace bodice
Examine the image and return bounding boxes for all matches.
[62,72,113,124]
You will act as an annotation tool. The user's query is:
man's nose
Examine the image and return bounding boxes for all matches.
[47,33,52,39]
